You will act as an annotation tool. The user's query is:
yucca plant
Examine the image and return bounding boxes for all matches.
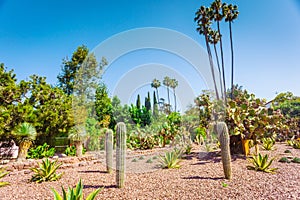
[247,153,278,173]
[159,150,181,169]
[261,137,275,150]
[293,140,300,149]
[52,179,101,200]
[12,122,37,161]
[30,158,63,183]
[0,168,10,187]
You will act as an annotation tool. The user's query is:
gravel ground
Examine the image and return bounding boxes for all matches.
[1,143,300,200]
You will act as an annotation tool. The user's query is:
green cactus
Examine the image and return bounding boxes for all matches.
[105,129,114,173]
[116,122,126,188]
[214,122,232,179]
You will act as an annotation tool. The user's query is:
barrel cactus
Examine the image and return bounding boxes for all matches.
[116,122,126,188]
[214,121,232,179]
[105,129,113,173]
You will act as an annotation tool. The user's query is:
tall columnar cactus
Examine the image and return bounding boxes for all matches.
[105,129,113,173]
[214,121,232,179]
[116,122,126,188]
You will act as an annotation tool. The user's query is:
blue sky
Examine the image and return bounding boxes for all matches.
[1,0,300,107]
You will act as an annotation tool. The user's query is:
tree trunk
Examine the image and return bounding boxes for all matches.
[173,89,177,112]
[229,22,234,99]
[17,141,31,162]
[213,43,223,99]
[217,22,226,103]
[74,140,83,157]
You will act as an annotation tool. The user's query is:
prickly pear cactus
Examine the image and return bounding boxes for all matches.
[105,129,113,173]
[214,121,232,179]
[116,122,126,188]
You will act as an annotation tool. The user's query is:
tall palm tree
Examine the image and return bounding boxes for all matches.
[151,78,161,106]
[163,76,172,110]
[170,78,178,111]
[223,3,239,99]
[13,122,37,161]
[195,6,220,100]
[211,0,226,102]
[208,29,224,99]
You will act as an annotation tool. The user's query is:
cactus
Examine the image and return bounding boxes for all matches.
[105,129,113,173]
[214,121,232,180]
[116,122,126,188]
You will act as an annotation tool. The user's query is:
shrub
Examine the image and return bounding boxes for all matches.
[159,150,181,169]
[278,157,290,163]
[0,168,9,187]
[30,158,63,183]
[247,153,278,173]
[284,149,291,153]
[52,179,101,200]
[65,145,86,156]
[291,157,300,163]
[27,143,55,159]
[261,138,275,151]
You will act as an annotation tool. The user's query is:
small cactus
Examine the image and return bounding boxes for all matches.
[105,129,113,173]
[116,122,126,188]
[214,122,232,180]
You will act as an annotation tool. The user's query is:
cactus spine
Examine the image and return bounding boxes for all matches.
[105,129,113,173]
[214,121,232,179]
[116,122,126,188]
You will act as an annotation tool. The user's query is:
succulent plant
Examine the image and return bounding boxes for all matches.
[0,168,9,187]
[291,157,300,163]
[52,179,101,200]
[116,122,126,188]
[159,150,181,169]
[146,158,153,163]
[30,158,63,183]
[278,157,290,163]
[293,140,300,149]
[105,129,114,173]
[214,122,232,180]
[131,158,138,162]
[261,137,275,150]
[284,149,291,153]
[247,153,278,173]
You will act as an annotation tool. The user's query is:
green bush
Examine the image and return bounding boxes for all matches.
[64,145,86,156]
[291,157,300,163]
[52,179,101,200]
[278,157,290,163]
[27,143,56,159]
[30,158,63,183]
[247,153,278,173]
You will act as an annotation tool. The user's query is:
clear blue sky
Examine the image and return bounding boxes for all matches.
[1,0,300,104]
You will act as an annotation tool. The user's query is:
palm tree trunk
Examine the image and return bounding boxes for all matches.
[213,43,224,99]
[167,87,170,108]
[217,21,226,103]
[74,140,83,157]
[156,88,160,107]
[173,89,177,112]
[17,141,31,162]
[205,33,219,100]
[229,21,234,100]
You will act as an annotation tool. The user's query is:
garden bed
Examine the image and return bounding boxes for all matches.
[1,142,300,199]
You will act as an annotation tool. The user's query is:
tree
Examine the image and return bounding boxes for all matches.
[169,78,179,111]
[136,94,141,109]
[57,45,89,95]
[211,0,226,102]
[151,78,161,106]
[223,3,239,99]
[163,76,172,110]
[12,122,37,161]
[95,83,112,128]
[195,6,220,99]
[153,91,159,118]
[144,92,151,111]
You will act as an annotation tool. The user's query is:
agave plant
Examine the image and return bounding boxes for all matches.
[159,149,181,169]
[247,153,278,173]
[12,122,37,161]
[52,179,101,200]
[293,140,300,149]
[30,158,63,183]
[0,168,10,187]
[261,137,275,150]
